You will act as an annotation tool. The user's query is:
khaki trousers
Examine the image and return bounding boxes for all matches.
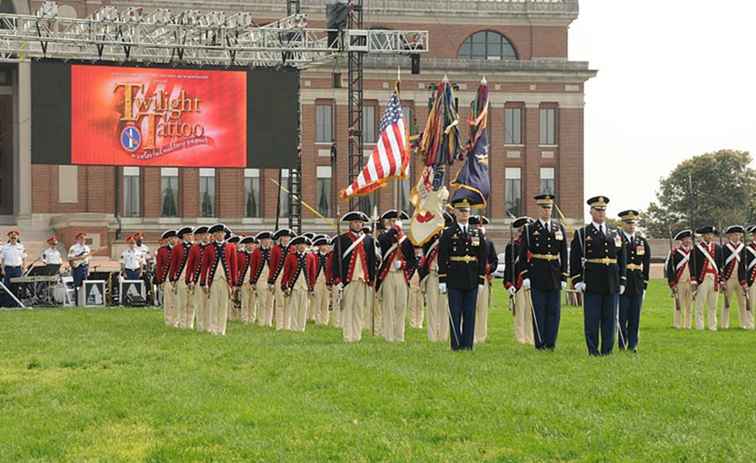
[194,279,210,333]
[274,274,289,331]
[722,275,753,329]
[207,274,229,336]
[695,274,718,331]
[381,271,408,342]
[313,275,330,326]
[673,279,694,330]
[240,283,256,324]
[513,288,534,345]
[256,267,274,327]
[408,273,424,329]
[474,279,490,344]
[422,272,449,342]
[330,286,342,328]
[342,280,368,342]
[162,282,178,327]
[175,272,195,329]
[287,288,309,332]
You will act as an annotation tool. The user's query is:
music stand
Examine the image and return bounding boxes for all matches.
[0,280,25,308]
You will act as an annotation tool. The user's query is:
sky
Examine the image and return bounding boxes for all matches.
[569,0,756,215]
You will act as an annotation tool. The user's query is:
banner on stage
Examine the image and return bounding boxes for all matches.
[71,65,247,167]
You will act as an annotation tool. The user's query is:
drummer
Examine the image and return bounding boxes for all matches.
[41,236,63,275]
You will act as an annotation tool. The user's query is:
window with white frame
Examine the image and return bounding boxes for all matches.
[540,167,555,196]
[505,168,522,217]
[244,169,261,218]
[278,169,290,217]
[316,104,333,143]
[123,167,140,217]
[160,168,179,217]
[540,108,557,145]
[199,168,216,217]
[316,166,332,217]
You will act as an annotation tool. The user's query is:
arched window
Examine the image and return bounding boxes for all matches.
[458,31,517,60]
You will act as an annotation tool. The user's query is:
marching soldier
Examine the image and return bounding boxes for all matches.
[281,235,316,332]
[168,226,194,329]
[720,225,752,329]
[332,211,378,343]
[67,232,91,305]
[666,230,695,329]
[120,235,144,281]
[41,236,63,275]
[311,235,332,326]
[617,210,651,352]
[199,224,238,336]
[522,194,568,351]
[743,226,756,328]
[376,210,417,342]
[186,226,209,331]
[690,226,722,331]
[153,229,176,322]
[419,212,453,342]
[470,215,497,344]
[269,228,294,331]
[571,196,626,356]
[251,231,275,327]
[438,199,487,351]
[237,236,257,324]
[504,217,534,345]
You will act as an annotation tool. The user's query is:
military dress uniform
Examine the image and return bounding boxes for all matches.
[407,260,424,330]
[438,211,486,351]
[0,231,26,307]
[521,197,568,351]
[236,237,256,324]
[41,237,63,275]
[377,220,417,342]
[168,228,194,329]
[617,210,651,352]
[311,236,332,326]
[250,233,275,327]
[281,237,317,332]
[419,213,453,342]
[742,226,756,329]
[666,230,695,329]
[571,196,626,356]
[469,216,497,344]
[154,230,176,325]
[269,229,294,331]
[690,227,722,331]
[199,224,238,336]
[719,226,752,329]
[186,226,209,331]
[326,238,342,328]
[67,234,90,305]
[504,217,534,345]
[332,212,377,343]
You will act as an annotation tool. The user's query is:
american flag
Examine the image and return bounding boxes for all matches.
[341,92,409,198]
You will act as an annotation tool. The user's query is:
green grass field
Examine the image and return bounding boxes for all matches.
[1,280,754,462]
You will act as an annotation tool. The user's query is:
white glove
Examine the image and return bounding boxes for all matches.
[561,281,567,290]
[395,220,403,229]
[438,283,447,294]
[575,282,586,293]
[508,286,516,297]
[523,278,531,290]
[478,284,485,291]
[335,282,344,292]
[620,285,626,295]
[393,260,402,270]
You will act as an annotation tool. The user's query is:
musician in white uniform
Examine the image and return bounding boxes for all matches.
[67,232,91,305]
[41,236,63,275]
[0,230,27,307]
[121,235,145,281]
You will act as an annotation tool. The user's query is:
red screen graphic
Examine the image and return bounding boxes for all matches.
[71,65,247,167]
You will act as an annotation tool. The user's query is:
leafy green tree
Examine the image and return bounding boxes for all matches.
[642,150,756,238]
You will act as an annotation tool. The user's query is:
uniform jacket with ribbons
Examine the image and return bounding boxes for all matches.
[570,223,627,295]
[520,219,568,291]
[619,232,651,295]
[438,222,486,290]
[331,231,377,286]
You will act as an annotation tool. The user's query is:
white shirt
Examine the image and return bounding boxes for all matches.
[0,242,27,267]
[135,243,153,262]
[68,243,91,266]
[592,222,606,235]
[457,222,469,234]
[41,247,63,265]
[540,219,550,229]
[121,247,144,270]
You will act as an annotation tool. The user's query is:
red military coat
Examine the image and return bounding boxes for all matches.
[267,243,293,285]
[199,241,238,288]
[235,249,252,287]
[184,242,207,285]
[153,244,173,284]
[281,251,316,292]
[250,247,273,285]
[169,241,192,283]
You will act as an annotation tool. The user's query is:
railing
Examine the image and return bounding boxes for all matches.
[319,55,593,73]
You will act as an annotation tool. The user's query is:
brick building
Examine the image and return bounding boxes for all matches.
[0,0,595,257]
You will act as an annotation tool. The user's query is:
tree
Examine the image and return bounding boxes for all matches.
[642,150,756,238]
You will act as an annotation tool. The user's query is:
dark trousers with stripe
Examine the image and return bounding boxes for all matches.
[448,287,478,351]
[124,269,141,281]
[2,265,22,307]
[530,288,561,350]
[584,292,618,356]
[619,292,643,351]
[73,265,88,305]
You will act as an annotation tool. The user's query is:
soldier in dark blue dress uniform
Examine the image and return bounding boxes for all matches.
[617,210,651,352]
[438,199,487,351]
[570,196,627,356]
[520,194,569,351]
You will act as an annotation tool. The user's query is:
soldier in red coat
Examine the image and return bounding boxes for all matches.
[226,235,242,321]
[250,231,275,327]
[167,226,194,329]
[154,229,177,324]
[310,235,332,326]
[199,224,238,336]
[281,235,317,332]
[186,226,210,331]
[237,236,257,324]
[269,228,294,330]
[326,236,340,328]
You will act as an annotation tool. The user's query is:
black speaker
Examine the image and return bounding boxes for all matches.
[411,54,421,75]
